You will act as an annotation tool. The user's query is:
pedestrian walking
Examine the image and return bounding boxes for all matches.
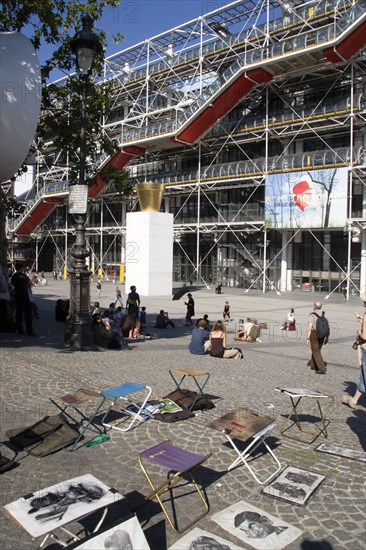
[96,279,102,298]
[342,294,366,409]
[307,301,329,374]
[185,293,195,326]
[115,286,123,307]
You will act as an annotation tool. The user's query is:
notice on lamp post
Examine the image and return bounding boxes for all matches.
[68,184,88,214]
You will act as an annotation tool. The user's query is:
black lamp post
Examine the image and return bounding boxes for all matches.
[65,15,102,349]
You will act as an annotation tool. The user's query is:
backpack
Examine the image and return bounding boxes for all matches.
[312,311,330,339]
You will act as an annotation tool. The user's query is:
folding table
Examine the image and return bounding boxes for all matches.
[3,473,123,549]
[208,407,281,485]
[50,389,106,450]
[100,382,152,432]
[169,368,210,411]
[276,387,334,444]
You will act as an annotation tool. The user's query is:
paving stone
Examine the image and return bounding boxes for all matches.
[0,282,365,549]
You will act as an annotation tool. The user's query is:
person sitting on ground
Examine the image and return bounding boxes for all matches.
[91,301,100,316]
[196,313,211,330]
[122,313,136,337]
[129,319,141,339]
[102,312,128,349]
[189,319,211,355]
[93,314,114,348]
[235,318,261,342]
[155,309,175,328]
[210,320,242,359]
[114,306,123,323]
[280,308,295,330]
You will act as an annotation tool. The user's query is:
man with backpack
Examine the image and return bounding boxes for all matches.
[307,301,330,374]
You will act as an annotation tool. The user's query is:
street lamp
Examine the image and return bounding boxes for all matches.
[65,15,102,349]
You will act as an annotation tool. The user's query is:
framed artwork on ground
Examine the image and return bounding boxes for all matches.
[315,442,366,463]
[262,466,326,506]
[212,500,302,550]
[3,474,123,539]
[73,515,149,549]
[168,527,242,549]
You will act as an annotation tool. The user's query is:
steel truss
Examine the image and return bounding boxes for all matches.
[7,0,366,297]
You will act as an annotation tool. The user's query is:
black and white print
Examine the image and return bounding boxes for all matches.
[316,442,366,463]
[262,466,326,506]
[75,515,149,549]
[4,474,123,538]
[168,527,242,550]
[212,501,302,550]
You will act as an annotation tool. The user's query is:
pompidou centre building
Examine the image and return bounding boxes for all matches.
[8,0,366,297]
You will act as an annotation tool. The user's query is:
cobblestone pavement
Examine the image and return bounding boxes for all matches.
[0,279,365,549]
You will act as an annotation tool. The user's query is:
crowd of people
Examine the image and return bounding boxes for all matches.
[1,266,365,410]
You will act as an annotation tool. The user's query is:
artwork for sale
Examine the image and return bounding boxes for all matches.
[316,442,366,463]
[262,466,326,506]
[75,515,150,549]
[212,501,302,549]
[4,474,123,538]
[168,527,242,549]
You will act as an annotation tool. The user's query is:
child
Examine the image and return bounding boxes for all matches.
[223,301,230,321]
[129,319,141,339]
[140,306,147,328]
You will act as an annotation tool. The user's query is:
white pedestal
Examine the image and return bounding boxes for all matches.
[126,212,173,296]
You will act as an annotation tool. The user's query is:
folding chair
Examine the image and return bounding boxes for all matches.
[50,388,107,450]
[135,440,211,533]
[100,382,152,432]
[169,368,211,411]
[208,407,281,485]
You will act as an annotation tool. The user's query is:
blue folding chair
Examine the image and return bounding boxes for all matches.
[100,382,152,432]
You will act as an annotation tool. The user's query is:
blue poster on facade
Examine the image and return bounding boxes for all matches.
[265,168,348,229]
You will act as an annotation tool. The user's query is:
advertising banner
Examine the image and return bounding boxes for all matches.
[265,168,348,229]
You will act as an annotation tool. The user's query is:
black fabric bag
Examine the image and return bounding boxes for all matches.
[154,409,195,423]
[164,388,214,411]
[6,413,79,457]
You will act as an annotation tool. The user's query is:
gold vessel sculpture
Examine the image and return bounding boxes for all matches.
[136,182,165,212]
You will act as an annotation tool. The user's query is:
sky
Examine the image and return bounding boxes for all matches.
[36,0,226,70]
[100,0,223,57]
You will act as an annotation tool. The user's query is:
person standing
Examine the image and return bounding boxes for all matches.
[96,278,102,298]
[184,293,195,326]
[307,301,328,374]
[126,285,140,318]
[0,265,10,332]
[342,294,366,409]
[11,262,34,336]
